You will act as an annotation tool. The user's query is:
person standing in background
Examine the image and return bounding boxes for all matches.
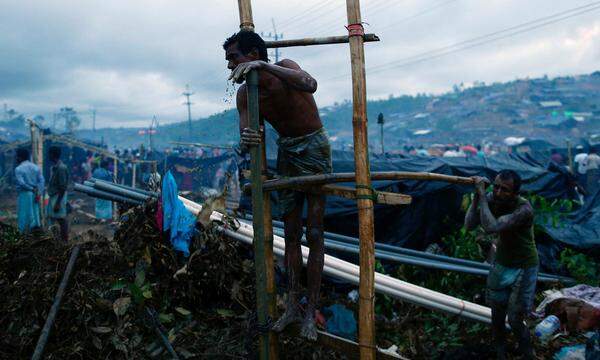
[14,148,44,233]
[92,159,113,221]
[47,146,70,242]
[584,146,600,196]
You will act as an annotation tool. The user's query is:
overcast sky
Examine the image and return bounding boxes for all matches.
[1,0,599,129]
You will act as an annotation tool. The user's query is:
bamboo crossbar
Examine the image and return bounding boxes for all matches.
[46,135,121,162]
[265,33,379,48]
[262,171,476,191]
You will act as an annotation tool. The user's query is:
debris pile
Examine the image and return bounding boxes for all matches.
[0,202,344,359]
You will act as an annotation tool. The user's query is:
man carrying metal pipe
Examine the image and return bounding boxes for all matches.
[465,170,538,360]
[224,30,332,341]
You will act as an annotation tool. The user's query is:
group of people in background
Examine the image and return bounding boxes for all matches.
[573,146,600,198]
[15,146,69,242]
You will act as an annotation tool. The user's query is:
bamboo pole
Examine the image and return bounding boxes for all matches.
[345,0,376,358]
[237,0,254,31]
[566,140,573,173]
[262,131,278,358]
[262,171,475,192]
[247,70,273,360]
[131,162,136,189]
[265,34,379,48]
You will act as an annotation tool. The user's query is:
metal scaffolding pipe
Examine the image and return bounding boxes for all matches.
[181,197,491,322]
[248,218,574,283]
[92,180,150,202]
[91,178,158,198]
[73,183,143,205]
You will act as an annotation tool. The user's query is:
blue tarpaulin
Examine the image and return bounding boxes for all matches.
[162,171,196,256]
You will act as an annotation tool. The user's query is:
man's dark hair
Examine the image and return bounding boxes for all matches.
[16,148,29,163]
[49,146,62,161]
[498,169,522,193]
[100,159,109,169]
[223,31,269,62]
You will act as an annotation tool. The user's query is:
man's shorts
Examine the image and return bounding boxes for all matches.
[486,262,538,313]
[47,193,68,219]
[276,127,332,216]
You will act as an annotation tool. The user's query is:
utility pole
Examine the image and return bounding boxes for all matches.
[182,84,194,138]
[377,112,385,155]
[91,108,96,134]
[261,18,283,62]
[149,116,159,152]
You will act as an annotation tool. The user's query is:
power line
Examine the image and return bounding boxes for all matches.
[310,0,407,37]
[261,19,283,62]
[278,0,339,31]
[327,1,600,79]
[374,0,458,33]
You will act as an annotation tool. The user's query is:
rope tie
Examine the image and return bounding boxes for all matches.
[346,23,365,37]
[355,184,378,202]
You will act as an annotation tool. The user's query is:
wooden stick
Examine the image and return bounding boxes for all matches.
[263,171,475,191]
[284,324,406,360]
[31,245,81,360]
[345,1,377,358]
[265,34,379,48]
[293,184,411,205]
[46,134,120,162]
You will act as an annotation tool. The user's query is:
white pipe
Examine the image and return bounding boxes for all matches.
[180,196,491,321]
[222,227,490,324]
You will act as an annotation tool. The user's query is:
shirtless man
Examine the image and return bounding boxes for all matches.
[224,31,332,340]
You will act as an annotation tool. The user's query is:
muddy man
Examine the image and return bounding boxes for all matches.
[224,31,332,341]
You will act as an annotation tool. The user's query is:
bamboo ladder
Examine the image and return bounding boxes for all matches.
[236,1,475,359]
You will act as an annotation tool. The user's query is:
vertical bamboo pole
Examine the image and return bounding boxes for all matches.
[345,0,376,358]
[237,1,276,357]
[247,70,272,360]
[132,162,136,188]
[29,122,45,227]
[261,132,278,359]
[113,158,118,183]
[237,0,254,31]
[113,157,118,219]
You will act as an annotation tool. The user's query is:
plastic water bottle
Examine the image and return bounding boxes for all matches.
[535,315,561,343]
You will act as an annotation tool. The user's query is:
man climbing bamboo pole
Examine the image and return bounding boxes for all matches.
[225,30,332,341]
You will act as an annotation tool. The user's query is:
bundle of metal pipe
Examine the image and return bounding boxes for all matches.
[73,183,143,205]
[240,215,574,284]
[179,196,493,324]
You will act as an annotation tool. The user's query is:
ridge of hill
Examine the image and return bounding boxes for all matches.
[3,71,599,150]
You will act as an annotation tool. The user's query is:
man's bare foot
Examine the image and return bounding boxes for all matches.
[300,314,318,341]
[272,307,301,332]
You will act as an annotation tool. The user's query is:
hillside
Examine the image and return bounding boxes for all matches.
[3,71,599,150]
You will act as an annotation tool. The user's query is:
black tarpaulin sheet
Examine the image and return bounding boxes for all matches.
[256,152,597,253]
